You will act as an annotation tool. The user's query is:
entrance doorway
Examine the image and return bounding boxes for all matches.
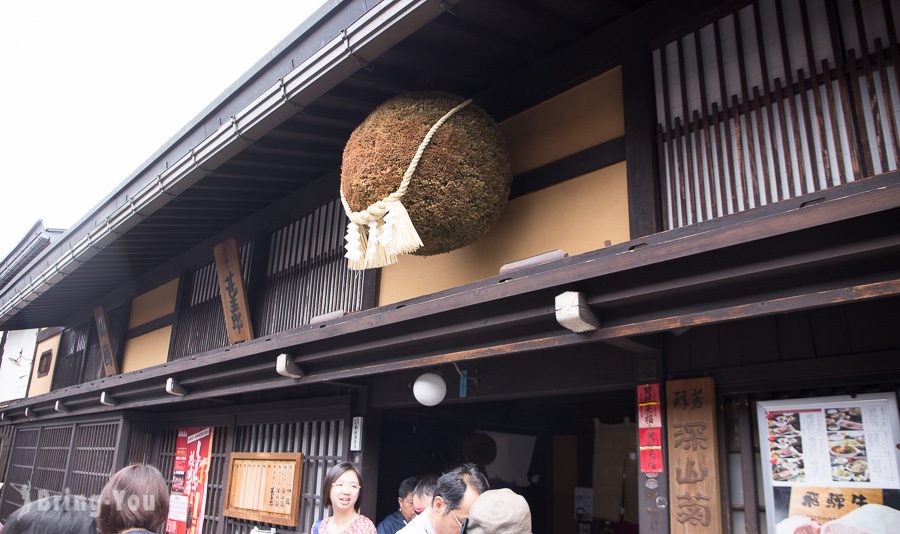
[375,390,639,534]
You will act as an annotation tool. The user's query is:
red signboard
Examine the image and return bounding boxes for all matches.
[638,383,665,473]
[166,427,215,534]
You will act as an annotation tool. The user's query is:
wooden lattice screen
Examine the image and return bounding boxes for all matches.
[254,198,365,337]
[0,419,121,521]
[654,0,900,229]
[50,304,128,391]
[171,242,253,359]
[153,418,347,534]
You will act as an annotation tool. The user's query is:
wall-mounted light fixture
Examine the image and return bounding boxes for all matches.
[276,353,305,378]
[166,377,188,396]
[555,291,599,333]
[100,391,117,406]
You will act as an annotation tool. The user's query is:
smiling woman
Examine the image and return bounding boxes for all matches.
[314,462,377,534]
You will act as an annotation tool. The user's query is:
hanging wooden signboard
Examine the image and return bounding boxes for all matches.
[213,238,254,344]
[223,452,303,527]
[93,306,119,377]
[666,377,722,534]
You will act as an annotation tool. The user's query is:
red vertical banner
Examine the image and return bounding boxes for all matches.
[166,427,215,534]
[638,383,664,473]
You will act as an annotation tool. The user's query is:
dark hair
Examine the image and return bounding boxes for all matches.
[398,476,419,499]
[322,462,364,512]
[97,464,169,534]
[3,495,97,534]
[414,474,438,499]
[433,463,489,511]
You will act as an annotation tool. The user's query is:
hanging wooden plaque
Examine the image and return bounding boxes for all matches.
[666,377,722,534]
[93,306,119,376]
[213,238,254,344]
[223,452,303,527]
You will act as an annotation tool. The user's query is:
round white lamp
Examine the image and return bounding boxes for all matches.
[413,372,446,406]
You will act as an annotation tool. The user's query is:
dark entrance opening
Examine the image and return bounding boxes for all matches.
[375,390,639,534]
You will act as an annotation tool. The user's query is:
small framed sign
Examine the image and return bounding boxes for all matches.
[223,452,303,527]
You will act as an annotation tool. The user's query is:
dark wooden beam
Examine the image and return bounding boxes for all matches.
[510,137,625,199]
[622,46,662,238]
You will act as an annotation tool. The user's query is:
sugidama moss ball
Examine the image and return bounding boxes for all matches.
[341,92,512,256]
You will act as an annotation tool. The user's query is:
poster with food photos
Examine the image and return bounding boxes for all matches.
[756,394,900,534]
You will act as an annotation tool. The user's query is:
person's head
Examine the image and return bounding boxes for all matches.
[430,464,489,534]
[412,474,438,515]
[323,462,364,514]
[465,488,532,534]
[97,464,169,534]
[397,476,419,522]
[3,495,96,534]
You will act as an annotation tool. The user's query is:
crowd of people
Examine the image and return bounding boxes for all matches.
[0,461,530,534]
[315,462,531,534]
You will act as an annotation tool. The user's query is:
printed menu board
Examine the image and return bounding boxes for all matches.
[757,394,900,532]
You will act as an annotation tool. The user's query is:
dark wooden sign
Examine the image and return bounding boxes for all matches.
[223,452,303,527]
[93,306,119,376]
[666,377,722,534]
[213,238,254,344]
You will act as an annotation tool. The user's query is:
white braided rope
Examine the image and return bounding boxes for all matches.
[340,98,473,269]
[340,98,473,225]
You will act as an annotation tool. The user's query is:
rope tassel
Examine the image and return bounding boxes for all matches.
[380,201,423,255]
[340,98,472,270]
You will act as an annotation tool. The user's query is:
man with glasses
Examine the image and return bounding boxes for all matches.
[377,476,419,534]
[396,464,489,534]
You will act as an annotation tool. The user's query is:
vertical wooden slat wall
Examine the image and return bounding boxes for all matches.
[151,416,346,534]
[654,0,900,229]
[171,242,254,359]
[254,198,365,337]
[0,420,121,521]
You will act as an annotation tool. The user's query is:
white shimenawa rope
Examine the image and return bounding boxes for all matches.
[340,98,473,270]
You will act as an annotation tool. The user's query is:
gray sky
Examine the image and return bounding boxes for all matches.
[0,0,326,259]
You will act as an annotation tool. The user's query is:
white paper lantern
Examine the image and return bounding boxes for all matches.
[413,372,446,406]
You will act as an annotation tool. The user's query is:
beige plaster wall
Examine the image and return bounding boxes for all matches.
[379,161,629,305]
[499,66,624,175]
[27,333,61,398]
[128,278,179,329]
[121,326,172,373]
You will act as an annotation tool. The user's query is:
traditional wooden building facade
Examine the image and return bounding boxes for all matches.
[0,1,897,533]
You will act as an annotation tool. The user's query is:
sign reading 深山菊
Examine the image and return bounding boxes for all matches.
[213,238,253,344]
[166,427,214,534]
[666,377,721,534]
[756,394,900,533]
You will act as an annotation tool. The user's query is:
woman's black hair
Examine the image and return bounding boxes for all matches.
[3,494,97,534]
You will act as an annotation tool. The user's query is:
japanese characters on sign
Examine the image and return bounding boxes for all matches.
[666,377,721,534]
[223,452,304,527]
[166,427,214,534]
[213,238,254,344]
[756,394,900,533]
[638,383,664,473]
[93,306,119,376]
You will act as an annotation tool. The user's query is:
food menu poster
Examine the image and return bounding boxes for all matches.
[756,394,900,532]
[223,452,304,527]
[166,427,214,534]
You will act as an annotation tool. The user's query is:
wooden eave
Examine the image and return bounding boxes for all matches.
[2,172,897,423]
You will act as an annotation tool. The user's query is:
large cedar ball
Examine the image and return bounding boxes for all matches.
[341,92,512,256]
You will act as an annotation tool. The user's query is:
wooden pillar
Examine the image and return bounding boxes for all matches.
[623,45,663,239]
[354,385,382,520]
[636,351,670,534]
